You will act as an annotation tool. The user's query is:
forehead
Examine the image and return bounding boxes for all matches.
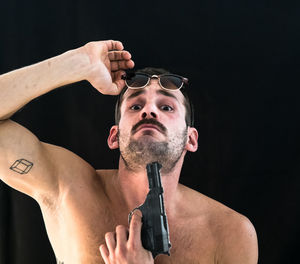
[122,84,185,104]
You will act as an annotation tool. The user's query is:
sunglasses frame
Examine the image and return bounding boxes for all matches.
[121,72,189,91]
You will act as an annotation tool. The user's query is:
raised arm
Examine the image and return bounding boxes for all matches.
[0,40,133,120]
[0,40,134,200]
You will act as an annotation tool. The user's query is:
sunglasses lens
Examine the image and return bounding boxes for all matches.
[160,75,183,90]
[126,73,149,88]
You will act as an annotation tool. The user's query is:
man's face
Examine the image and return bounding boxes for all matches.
[116,79,189,172]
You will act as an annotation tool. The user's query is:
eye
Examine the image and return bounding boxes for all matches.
[130,104,142,111]
[160,105,174,111]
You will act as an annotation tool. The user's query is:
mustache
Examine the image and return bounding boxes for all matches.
[131,119,167,135]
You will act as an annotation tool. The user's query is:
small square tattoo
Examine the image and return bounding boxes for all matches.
[10,159,33,174]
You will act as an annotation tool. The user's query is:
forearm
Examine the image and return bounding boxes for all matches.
[0,47,89,120]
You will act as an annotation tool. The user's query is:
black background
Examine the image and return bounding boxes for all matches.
[0,0,299,263]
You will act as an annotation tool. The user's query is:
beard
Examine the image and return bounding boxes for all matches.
[118,125,188,173]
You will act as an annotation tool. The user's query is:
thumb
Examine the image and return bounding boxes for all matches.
[108,82,122,95]
[110,71,126,95]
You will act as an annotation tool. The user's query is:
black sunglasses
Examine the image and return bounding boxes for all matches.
[121,72,188,91]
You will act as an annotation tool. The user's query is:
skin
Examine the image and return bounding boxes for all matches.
[0,40,258,263]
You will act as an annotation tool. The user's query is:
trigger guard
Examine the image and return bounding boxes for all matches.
[128,208,140,224]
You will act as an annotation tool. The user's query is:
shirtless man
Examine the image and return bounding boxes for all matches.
[0,40,258,264]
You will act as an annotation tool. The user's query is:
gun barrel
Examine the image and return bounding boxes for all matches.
[146,162,162,189]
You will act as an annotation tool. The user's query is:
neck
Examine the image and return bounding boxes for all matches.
[113,155,185,219]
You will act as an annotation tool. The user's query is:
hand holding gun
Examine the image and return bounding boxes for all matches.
[128,162,171,258]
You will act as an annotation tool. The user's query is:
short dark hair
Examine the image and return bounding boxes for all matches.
[114,67,194,127]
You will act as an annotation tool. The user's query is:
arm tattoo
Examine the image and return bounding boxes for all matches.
[10,159,33,174]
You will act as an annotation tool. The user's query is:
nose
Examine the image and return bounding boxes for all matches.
[140,102,158,120]
[139,81,160,120]
[141,111,157,119]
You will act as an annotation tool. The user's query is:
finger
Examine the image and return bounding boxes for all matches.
[108,50,132,61]
[116,225,129,248]
[104,40,124,51]
[111,60,135,72]
[128,211,143,248]
[99,244,110,263]
[111,70,126,81]
[110,71,126,95]
[105,231,116,253]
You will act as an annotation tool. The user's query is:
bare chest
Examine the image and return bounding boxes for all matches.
[40,184,216,264]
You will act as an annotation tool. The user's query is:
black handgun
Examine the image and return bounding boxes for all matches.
[128,162,171,258]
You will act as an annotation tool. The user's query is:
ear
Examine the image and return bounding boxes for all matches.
[185,127,198,152]
[107,125,119,149]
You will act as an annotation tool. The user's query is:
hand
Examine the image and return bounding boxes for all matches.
[83,40,134,95]
[99,212,153,264]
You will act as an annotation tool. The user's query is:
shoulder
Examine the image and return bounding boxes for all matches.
[96,169,118,183]
[95,169,118,191]
[215,211,258,264]
[178,184,258,264]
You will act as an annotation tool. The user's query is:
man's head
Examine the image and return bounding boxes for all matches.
[108,67,198,173]
[114,67,194,127]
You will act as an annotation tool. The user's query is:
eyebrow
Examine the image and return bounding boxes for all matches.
[156,89,179,102]
[126,89,146,101]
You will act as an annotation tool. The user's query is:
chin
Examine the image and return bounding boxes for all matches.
[136,135,164,145]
